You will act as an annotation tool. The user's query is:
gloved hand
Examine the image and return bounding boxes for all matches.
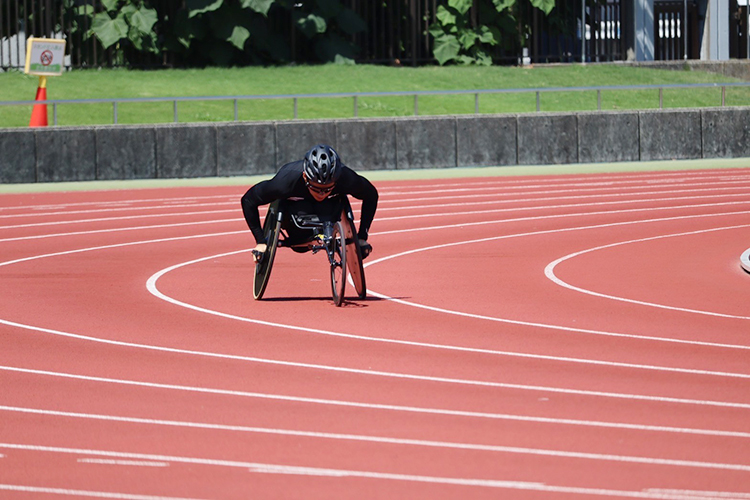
[251,243,267,263]
[359,240,372,259]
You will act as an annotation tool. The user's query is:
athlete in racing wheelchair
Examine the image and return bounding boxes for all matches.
[240,144,379,305]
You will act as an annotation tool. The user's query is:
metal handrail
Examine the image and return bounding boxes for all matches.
[2,82,749,126]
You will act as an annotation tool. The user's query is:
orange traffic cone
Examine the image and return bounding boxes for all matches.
[29,76,48,127]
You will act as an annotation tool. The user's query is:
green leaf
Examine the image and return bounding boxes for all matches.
[100,0,119,12]
[432,34,460,65]
[128,25,143,50]
[458,30,478,51]
[130,7,158,34]
[239,0,274,16]
[447,0,472,15]
[435,5,457,27]
[187,0,224,18]
[530,0,555,15]
[428,23,445,39]
[226,25,251,50]
[477,25,499,45]
[492,0,515,13]
[295,13,327,38]
[336,8,366,35]
[91,12,128,48]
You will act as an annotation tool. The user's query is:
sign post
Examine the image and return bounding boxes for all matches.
[24,37,66,127]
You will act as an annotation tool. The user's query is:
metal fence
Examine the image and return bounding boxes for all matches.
[3,81,749,126]
[2,0,630,70]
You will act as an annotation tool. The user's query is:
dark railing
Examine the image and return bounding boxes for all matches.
[1,0,627,70]
[3,82,748,127]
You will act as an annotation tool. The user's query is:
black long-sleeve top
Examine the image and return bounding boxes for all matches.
[241,160,379,244]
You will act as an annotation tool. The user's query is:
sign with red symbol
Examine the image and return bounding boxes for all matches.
[24,37,66,76]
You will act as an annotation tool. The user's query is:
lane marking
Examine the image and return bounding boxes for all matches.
[0,217,748,406]
[2,186,746,230]
[2,406,750,472]
[2,442,738,498]
[3,192,750,244]
[2,176,749,222]
[1,204,749,409]
[0,484,201,500]
[1,315,749,409]
[151,248,750,377]
[4,365,748,437]
[1,169,745,212]
[78,458,169,467]
[545,225,750,319]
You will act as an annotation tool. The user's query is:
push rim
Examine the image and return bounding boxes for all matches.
[330,220,347,306]
[253,203,281,300]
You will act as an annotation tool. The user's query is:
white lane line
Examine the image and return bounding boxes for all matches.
[0,201,237,220]
[2,443,736,499]
[3,192,749,245]
[3,407,750,472]
[0,218,240,243]
[3,186,746,231]
[0,194,235,212]
[0,209,237,231]
[544,225,750,320]
[0,216,748,396]
[148,249,750,380]
[4,365,748,438]
[78,458,169,467]
[2,176,748,222]
[377,177,750,198]
[1,211,750,404]
[0,484,201,499]
[4,314,750,409]
[644,490,750,499]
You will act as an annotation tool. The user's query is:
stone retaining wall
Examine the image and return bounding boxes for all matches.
[2,107,749,184]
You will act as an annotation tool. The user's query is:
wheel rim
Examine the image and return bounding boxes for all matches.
[343,213,366,299]
[330,221,346,306]
[253,205,280,300]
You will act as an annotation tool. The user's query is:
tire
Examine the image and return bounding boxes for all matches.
[342,207,366,299]
[330,220,347,307]
[253,202,282,300]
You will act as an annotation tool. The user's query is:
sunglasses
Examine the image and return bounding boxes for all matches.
[305,180,335,195]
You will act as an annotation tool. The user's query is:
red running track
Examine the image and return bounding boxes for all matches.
[1,168,749,499]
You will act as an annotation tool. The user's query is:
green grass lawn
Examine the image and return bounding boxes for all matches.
[1,63,749,127]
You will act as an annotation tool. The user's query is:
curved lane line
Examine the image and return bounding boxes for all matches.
[1,213,749,407]
[3,442,743,498]
[2,406,750,473]
[147,248,750,379]
[5,364,750,435]
[544,224,750,320]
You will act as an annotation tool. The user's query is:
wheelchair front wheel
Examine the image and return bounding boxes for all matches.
[330,220,347,306]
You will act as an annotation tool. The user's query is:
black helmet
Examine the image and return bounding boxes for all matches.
[303,144,341,185]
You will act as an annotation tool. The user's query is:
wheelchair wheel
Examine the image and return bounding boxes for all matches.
[341,208,366,299]
[253,202,282,300]
[330,220,347,307]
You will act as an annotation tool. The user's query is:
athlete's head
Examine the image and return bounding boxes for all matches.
[303,144,341,201]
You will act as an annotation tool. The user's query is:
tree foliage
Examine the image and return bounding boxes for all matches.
[429,0,556,66]
[14,0,565,67]
[163,0,365,66]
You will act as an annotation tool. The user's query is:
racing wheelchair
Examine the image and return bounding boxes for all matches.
[252,197,367,306]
